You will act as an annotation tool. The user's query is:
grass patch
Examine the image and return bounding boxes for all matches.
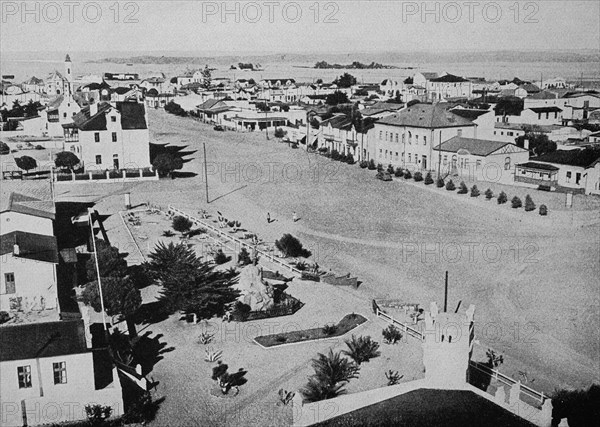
[254,313,367,348]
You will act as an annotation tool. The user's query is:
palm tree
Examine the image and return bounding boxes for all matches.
[343,335,381,365]
[146,241,203,282]
[300,349,359,403]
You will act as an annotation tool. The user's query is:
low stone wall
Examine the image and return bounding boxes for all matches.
[54,169,159,184]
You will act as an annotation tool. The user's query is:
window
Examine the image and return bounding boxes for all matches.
[457,129,463,136]
[408,153,412,163]
[566,171,571,181]
[494,131,497,135]
[3,273,15,294]
[63,112,67,118]
[415,135,419,144]
[112,132,117,142]
[111,116,116,122]
[95,155,102,165]
[385,132,388,141]
[501,132,504,136]
[395,133,399,143]
[379,131,383,139]
[508,132,514,136]
[402,134,405,144]
[18,366,32,388]
[423,135,427,145]
[395,152,399,159]
[94,132,100,142]
[476,160,482,169]
[408,132,412,144]
[53,362,67,384]
[504,157,511,170]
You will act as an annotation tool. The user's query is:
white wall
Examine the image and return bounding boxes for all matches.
[0,212,54,236]
[0,254,57,312]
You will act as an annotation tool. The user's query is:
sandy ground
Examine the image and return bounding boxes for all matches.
[49,110,599,425]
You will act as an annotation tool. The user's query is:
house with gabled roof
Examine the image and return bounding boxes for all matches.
[371,103,477,171]
[62,100,150,171]
[427,74,473,102]
[22,76,44,93]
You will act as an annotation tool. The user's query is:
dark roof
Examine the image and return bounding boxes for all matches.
[321,114,353,130]
[437,136,522,156]
[451,109,490,120]
[516,162,560,171]
[430,74,469,83]
[419,72,439,80]
[314,389,535,427]
[0,231,59,263]
[0,320,88,362]
[528,106,563,113]
[531,148,600,168]
[197,99,227,111]
[71,101,146,131]
[527,90,558,100]
[113,86,132,94]
[519,83,541,93]
[0,189,55,219]
[378,104,476,129]
[81,81,111,91]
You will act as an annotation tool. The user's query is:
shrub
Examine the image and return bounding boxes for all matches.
[539,204,548,216]
[359,160,368,169]
[15,155,37,171]
[413,171,423,182]
[162,230,175,237]
[331,149,340,161]
[232,301,251,321]
[322,324,338,336]
[35,144,44,150]
[55,151,80,171]
[346,154,355,164]
[404,170,412,180]
[291,143,299,149]
[376,163,383,172]
[238,247,252,266]
[497,191,508,204]
[424,172,434,185]
[85,404,112,426]
[470,185,480,197]
[457,181,468,194]
[204,347,223,362]
[274,127,286,138]
[485,188,493,200]
[300,349,359,403]
[436,177,445,188]
[0,311,10,324]
[0,142,10,155]
[275,234,311,258]
[198,332,214,345]
[172,215,193,235]
[214,249,231,265]
[385,370,404,386]
[511,196,522,208]
[318,147,328,153]
[186,228,207,238]
[152,152,183,177]
[278,389,296,406]
[367,159,376,170]
[343,335,381,365]
[382,325,403,344]
[486,349,504,368]
[394,168,404,177]
[446,179,456,191]
[387,164,394,174]
[525,194,536,211]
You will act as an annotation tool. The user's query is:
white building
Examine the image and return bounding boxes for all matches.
[63,101,151,171]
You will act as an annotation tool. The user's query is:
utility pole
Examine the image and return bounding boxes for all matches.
[88,208,108,335]
[203,143,209,203]
[444,271,449,313]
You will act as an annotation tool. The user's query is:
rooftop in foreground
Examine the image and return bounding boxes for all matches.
[314,389,536,427]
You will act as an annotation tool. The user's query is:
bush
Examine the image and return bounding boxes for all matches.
[172,216,193,235]
[511,196,522,208]
[0,311,10,324]
[275,233,311,258]
[322,324,338,336]
[382,325,403,344]
[85,404,112,426]
[15,155,37,171]
[436,177,445,188]
[330,149,340,161]
[387,164,394,174]
[367,159,376,170]
[424,172,434,185]
[359,160,368,169]
[457,181,468,194]
[404,170,412,180]
[386,370,404,386]
[55,151,80,171]
[470,185,480,197]
[291,143,299,149]
[376,163,383,172]
[346,154,355,164]
[35,144,44,150]
[551,384,600,426]
[238,247,252,266]
[485,188,493,200]
[395,168,404,177]
[214,249,231,265]
[153,152,183,177]
[525,194,536,211]
[446,179,456,191]
[539,204,548,216]
[232,301,252,321]
[497,191,508,204]
[413,171,423,182]
[343,335,381,365]
[274,127,286,138]
[0,141,9,155]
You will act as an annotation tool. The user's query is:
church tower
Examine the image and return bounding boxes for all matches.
[64,54,72,96]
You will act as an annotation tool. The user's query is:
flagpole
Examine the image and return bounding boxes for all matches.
[88,208,108,334]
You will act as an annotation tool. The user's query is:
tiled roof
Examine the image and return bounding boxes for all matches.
[378,103,476,129]
[516,162,560,171]
[532,148,600,168]
[430,74,469,83]
[71,101,146,131]
[115,101,147,130]
[451,109,490,120]
[0,320,88,362]
[437,136,522,156]
[0,231,59,263]
[321,114,353,130]
[419,72,439,80]
[0,181,55,219]
[24,76,44,85]
[526,90,558,100]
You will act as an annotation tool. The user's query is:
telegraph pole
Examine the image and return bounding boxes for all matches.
[88,208,108,335]
[203,143,209,203]
[444,271,449,312]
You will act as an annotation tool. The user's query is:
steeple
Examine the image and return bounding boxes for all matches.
[64,54,73,97]
[65,54,71,63]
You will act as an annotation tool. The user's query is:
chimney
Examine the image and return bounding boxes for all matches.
[13,244,19,255]
[89,101,98,117]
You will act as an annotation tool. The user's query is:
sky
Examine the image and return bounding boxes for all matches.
[1,1,599,54]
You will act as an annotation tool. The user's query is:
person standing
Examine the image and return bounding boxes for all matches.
[267,212,271,223]
[292,211,298,222]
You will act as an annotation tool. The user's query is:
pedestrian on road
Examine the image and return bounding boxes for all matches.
[292,211,298,222]
[267,212,271,223]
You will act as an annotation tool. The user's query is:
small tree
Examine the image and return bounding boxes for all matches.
[446,179,456,191]
[325,91,350,106]
[424,172,434,185]
[457,181,468,194]
[275,234,311,258]
[485,188,493,200]
[359,160,368,169]
[486,349,504,369]
[55,151,80,171]
[382,325,403,344]
[436,177,445,188]
[539,204,548,216]
[404,170,412,180]
[85,405,112,426]
[413,171,423,182]
[497,191,508,204]
[172,215,193,236]
[470,185,480,197]
[300,349,359,403]
[15,156,37,171]
[274,127,286,138]
[511,196,522,208]
[376,163,383,172]
[367,159,376,170]
[343,335,381,365]
[346,154,355,164]
[387,164,394,174]
[86,239,127,281]
[238,247,252,266]
[395,168,404,177]
[524,194,536,211]
[213,249,231,265]
[0,142,9,155]
[152,153,183,178]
